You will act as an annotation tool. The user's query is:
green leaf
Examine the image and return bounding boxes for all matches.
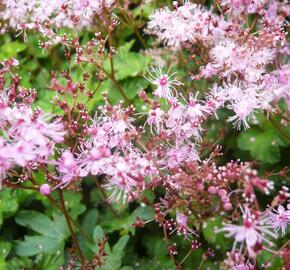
[35,253,64,270]
[62,191,86,219]
[99,235,130,270]
[121,77,149,100]
[104,41,151,81]
[0,41,26,60]
[43,191,86,219]
[6,257,33,270]
[15,235,64,257]
[237,125,288,164]
[93,225,105,241]
[82,209,99,235]
[0,241,12,259]
[101,206,154,234]
[15,211,70,257]
[0,189,19,226]
[15,210,65,238]
[257,250,283,270]
[143,235,168,260]
[202,217,230,252]
[78,209,99,259]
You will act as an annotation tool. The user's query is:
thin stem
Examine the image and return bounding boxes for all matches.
[58,189,86,265]
[96,63,130,103]
[95,177,120,218]
[162,225,178,266]
[180,249,193,265]
[27,179,94,244]
[118,9,146,49]
[242,15,258,43]
[46,195,94,244]
[4,182,38,191]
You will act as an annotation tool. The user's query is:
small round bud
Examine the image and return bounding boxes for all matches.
[218,189,227,197]
[196,183,204,191]
[208,186,217,194]
[223,203,232,211]
[39,184,51,196]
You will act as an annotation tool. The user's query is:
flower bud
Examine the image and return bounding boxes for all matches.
[39,184,51,196]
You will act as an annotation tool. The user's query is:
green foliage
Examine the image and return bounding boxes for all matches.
[0,41,26,61]
[104,41,151,81]
[202,217,230,253]
[237,115,289,163]
[0,190,19,226]
[257,250,284,270]
[101,205,154,234]
[15,210,69,256]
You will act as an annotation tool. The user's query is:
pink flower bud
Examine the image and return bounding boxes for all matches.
[196,183,204,191]
[221,195,230,203]
[218,189,227,197]
[223,203,232,211]
[100,146,111,158]
[208,186,217,194]
[39,184,51,196]
[89,148,102,161]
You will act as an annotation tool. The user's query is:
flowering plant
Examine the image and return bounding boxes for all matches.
[0,0,289,269]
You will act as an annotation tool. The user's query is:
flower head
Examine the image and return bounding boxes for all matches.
[145,67,181,100]
[217,206,277,257]
[264,205,290,236]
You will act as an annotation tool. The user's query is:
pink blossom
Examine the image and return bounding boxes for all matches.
[11,141,36,167]
[217,206,277,257]
[78,145,111,177]
[57,151,80,186]
[39,183,51,196]
[145,67,181,100]
[233,263,254,270]
[264,205,290,236]
[1,0,114,29]
[163,144,199,169]
[147,108,165,133]
[147,2,228,49]
[173,213,197,238]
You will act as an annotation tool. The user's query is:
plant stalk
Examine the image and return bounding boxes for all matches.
[58,189,86,265]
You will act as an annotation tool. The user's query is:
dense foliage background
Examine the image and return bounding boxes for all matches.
[0,0,289,269]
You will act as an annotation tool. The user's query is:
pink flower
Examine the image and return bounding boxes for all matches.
[145,67,181,100]
[11,141,36,166]
[57,151,80,186]
[147,108,165,133]
[163,144,199,169]
[227,98,257,130]
[265,205,290,236]
[78,145,111,177]
[173,213,197,238]
[233,263,254,270]
[217,206,277,257]
[147,2,228,49]
[103,156,141,203]
[166,99,185,128]
[39,184,51,196]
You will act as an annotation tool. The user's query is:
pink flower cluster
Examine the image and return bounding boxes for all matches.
[144,67,224,168]
[54,102,156,203]
[147,1,229,49]
[0,0,114,29]
[0,0,288,266]
[0,92,65,187]
[148,1,289,130]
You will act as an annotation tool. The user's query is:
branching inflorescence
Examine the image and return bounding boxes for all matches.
[0,0,289,268]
